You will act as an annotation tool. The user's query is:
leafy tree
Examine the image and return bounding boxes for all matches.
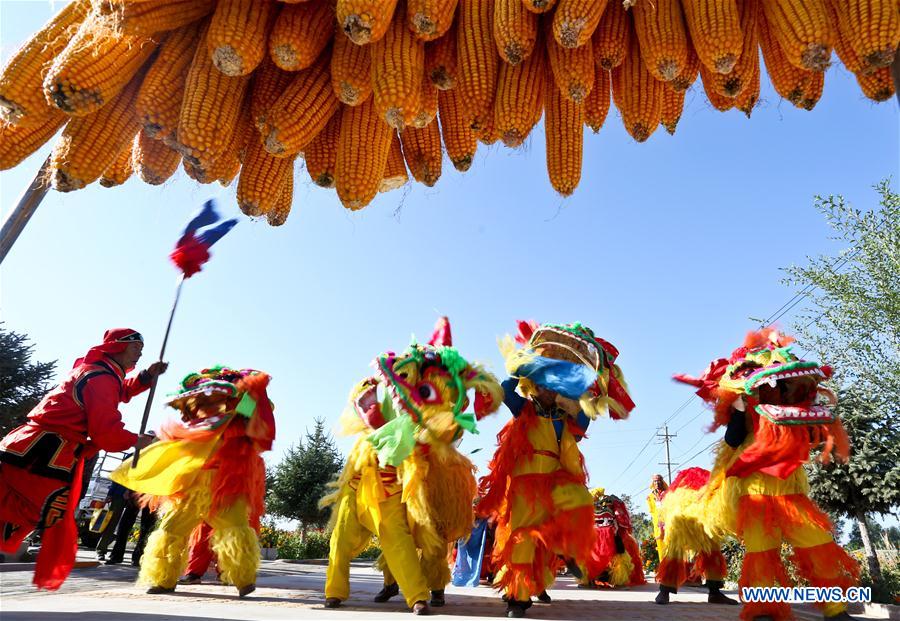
[0,324,56,437]
[782,181,900,594]
[846,520,900,551]
[621,494,654,545]
[267,418,343,532]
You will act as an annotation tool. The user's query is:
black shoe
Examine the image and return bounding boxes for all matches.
[537,590,551,603]
[178,573,203,585]
[105,556,123,565]
[655,589,670,605]
[374,582,400,603]
[412,601,430,615]
[238,584,255,598]
[96,552,106,562]
[430,590,445,607]
[324,598,342,608]
[506,598,532,618]
[146,585,175,594]
[564,559,583,580]
[707,587,738,605]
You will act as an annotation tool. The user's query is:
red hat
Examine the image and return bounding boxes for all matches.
[76,329,144,368]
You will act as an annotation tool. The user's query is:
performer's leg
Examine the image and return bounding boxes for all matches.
[325,489,371,605]
[108,500,139,564]
[183,522,215,581]
[421,544,452,606]
[132,507,157,566]
[374,557,400,602]
[738,516,792,621]
[693,548,736,604]
[655,543,689,602]
[139,486,208,591]
[371,493,430,609]
[785,500,860,619]
[0,464,64,554]
[95,496,126,558]
[209,498,259,595]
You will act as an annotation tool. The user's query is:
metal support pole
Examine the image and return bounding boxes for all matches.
[0,156,51,265]
[892,46,900,107]
[657,425,677,485]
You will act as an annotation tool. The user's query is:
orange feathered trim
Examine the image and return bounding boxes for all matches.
[739,549,793,621]
[693,550,727,582]
[622,533,647,585]
[669,467,710,492]
[737,493,834,541]
[206,421,266,528]
[791,541,859,602]
[477,413,539,520]
[656,557,688,588]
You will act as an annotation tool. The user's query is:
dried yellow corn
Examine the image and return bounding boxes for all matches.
[400,122,442,186]
[544,66,583,196]
[335,96,394,210]
[133,128,181,185]
[99,140,135,187]
[760,0,832,71]
[680,0,743,73]
[552,0,609,49]
[371,6,426,130]
[457,0,498,130]
[380,133,409,191]
[0,111,66,170]
[592,0,631,70]
[337,0,400,44]
[207,0,278,76]
[331,32,373,105]
[137,23,200,141]
[584,64,610,132]
[425,24,458,89]
[611,36,662,142]
[494,0,539,65]
[632,0,690,81]
[269,0,336,71]
[438,87,477,171]
[305,112,341,187]
[407,0,459,41]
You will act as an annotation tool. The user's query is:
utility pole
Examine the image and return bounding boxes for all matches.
[657,425,677,485]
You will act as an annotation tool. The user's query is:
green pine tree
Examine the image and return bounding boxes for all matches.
[0,323,56,437]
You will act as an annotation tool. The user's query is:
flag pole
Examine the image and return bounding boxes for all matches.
[131,274,185,467]
[0,155,51,265]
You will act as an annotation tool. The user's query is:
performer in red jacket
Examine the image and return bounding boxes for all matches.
[0,328,165,589]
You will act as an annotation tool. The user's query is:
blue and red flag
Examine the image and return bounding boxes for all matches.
[169,199,237,278]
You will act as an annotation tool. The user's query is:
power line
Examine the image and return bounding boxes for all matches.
[656,425,677,484]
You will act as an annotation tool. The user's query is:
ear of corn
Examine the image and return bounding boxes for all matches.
[703,0,759,98]
[680,0,743,74]
[305,112,341,187]
[735,49,760,116]
[0,111,67,170]
[760,0,832,72]
[425,24,458,89]
[583,64,610,132]
[670,42,700,91]
[371,6,426,130]
[137,23,200,141]
[552,0,609,49]
[380,132,409,191]
[825,0,865,74]
[438,87,477,170]
[457,0,498,130]
[97,0,215,37]
[856,65,895,101]
[547,32,594,102]
[544,66,583,196]
[494,29,545,147]
[99,138,136,187]
[0,0,90,126]
[592,0,631,70]
[476,108,499,144]
[133,128,180,185]
[632,0,690,81]
[828,0,900,72]
[207,0,278,76]
[264,53,339,155]
[337,0,401,45]
[412,79,439,128]
[238,137,297,216]
[407,0,459,41]
[266,169,294,226]
[699,63,736,111]
[269,0,336,71]
[44,16,157,116]
[187,96,251,183]
[250,56,296,132]
[331,32,373,104]
[758,12,823,110]
[335,95,394,210]
[494,0,539,66]
[400,122,442,186]
[521,0,558,15]
[659,84,685,133]
[178,24,251,169]
[50,70,144,191]
[611,35,661,142]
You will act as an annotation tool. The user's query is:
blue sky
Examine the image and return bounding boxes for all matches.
[2,2,898,518]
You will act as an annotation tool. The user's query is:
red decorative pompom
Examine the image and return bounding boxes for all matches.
[169,235,210,278]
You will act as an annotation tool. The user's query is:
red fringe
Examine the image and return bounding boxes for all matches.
[206,420,266,528]
[792,541,860,606]
[670,467,710,491]
[656,557,687,588]
[737,494,834,541]
[693,550,727,581]
[739,549,794,621]
[586,526,618,581]
[478,412,540,520]
[622,533,647,585]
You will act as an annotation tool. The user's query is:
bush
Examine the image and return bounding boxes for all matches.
[853,550,900,605]
[641,538,659,573]
[275,529,352,560]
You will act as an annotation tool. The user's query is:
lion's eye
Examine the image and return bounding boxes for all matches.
[417,383,439,403]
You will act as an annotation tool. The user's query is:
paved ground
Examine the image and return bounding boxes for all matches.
[0,552,879,621]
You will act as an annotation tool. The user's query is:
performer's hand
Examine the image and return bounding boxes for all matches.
[144,361,169,378]
[134,434,155,450]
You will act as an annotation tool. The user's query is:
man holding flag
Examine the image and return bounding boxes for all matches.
[0,328,166,589]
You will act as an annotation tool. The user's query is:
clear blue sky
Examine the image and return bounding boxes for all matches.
[2,2,898,516]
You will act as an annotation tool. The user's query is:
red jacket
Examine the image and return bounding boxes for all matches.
[0,356,149,481]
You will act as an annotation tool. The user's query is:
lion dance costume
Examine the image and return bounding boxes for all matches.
[581,488,645,588]
[478,321,635,618]
[322,318,503,615]
[665,328,859,621]
[112,367,275,597]
[651,467,734,604]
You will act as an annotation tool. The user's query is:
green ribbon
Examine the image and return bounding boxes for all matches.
[367,413,417,467]
[235,392,257,418]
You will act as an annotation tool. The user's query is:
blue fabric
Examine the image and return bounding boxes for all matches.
[502,377,526,417]
[572,410,590,442]
[452,518,488,587]
[197,218,238,247]
[515,357,596,399]
[182,199,220,238]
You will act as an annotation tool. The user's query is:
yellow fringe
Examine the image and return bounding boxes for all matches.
[139,530,188,588]
[212,525,260,589]
[609,552,634,586]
